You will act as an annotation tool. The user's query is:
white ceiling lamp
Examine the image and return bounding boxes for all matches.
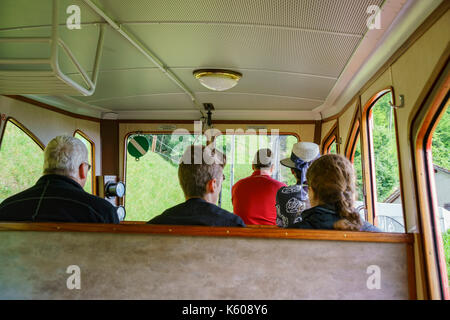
[193,69,242,91]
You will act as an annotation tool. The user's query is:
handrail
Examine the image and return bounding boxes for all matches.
[82,0,205,117]
[0,222,414,244]
[0,0,105,96]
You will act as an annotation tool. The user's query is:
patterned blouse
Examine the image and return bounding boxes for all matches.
[275,184,310,227]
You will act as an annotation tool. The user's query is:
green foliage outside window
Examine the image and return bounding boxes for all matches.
[431,106,449,287]
[371,93,401,202]
[0,121,44,203]
[329,140,337,154]
[125,133,297,220]
[432,107,449,170]
[353,139,364,202]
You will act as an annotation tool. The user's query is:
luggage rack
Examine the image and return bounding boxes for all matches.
[0,0,104,96]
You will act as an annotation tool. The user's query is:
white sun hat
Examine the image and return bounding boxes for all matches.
[280,142,320,169]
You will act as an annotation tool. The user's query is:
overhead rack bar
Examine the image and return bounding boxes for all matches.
[0,0,105,96]
[82,0,205,117]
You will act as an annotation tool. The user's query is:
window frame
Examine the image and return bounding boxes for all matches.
[321,123,340,155]
[361,87,406,228]
[122,130,300,220]
[344,101,368,220]
[0,117,45,151]
[73,129,96,195]
[411,64,450,300]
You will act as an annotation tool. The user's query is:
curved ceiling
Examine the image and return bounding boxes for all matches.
[0,0,443,120]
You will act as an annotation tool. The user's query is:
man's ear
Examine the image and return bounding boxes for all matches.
[206,178,217,194]
[291,168,296,178]
[78,163,87,180]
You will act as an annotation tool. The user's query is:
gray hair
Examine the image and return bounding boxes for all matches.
[43,135,89,177]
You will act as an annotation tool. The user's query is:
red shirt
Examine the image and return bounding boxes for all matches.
[231,170,287,225]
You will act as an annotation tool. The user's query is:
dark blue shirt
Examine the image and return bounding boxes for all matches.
[0,174,119,223]
[148,198,246,227]
[290,204,381,232]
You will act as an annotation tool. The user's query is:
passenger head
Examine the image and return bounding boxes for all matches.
[43,135,90,187]
[178,145,226,204]
[252,148,274,173]
[306,154,362,231]
[280,142,320,184]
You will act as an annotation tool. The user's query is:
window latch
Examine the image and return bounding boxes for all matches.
[390,94,405,109]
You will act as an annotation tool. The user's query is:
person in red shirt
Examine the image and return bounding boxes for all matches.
[232,148,287,225]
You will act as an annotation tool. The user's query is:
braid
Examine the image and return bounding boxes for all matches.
[307,154,362,231]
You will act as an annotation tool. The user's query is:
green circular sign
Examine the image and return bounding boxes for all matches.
[127,136,150,160]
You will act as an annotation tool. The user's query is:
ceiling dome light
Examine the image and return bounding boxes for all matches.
[193,69,242,91]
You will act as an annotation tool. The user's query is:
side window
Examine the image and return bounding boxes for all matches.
[346,119,366,220]
[73,131,95,194]
[431,106,449,292]
[353,137,365,202]
[322,125,339,155]
[328,140,337,154]
[125,133,206,221]
[214,134,298,212]
[364,91,405,232]
[0,119,44,202]
[414,77,449,298]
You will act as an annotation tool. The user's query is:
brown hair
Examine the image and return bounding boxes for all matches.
[178,145,226,198]
[306,154,362,231]
[253,148,273,170]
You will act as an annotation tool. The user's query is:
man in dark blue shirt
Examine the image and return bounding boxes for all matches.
[0,136,119,223]
[148,145,245,227]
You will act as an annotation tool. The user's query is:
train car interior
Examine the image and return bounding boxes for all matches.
[0,0,449,300]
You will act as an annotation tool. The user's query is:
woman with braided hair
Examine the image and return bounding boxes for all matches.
[290,154,380,232]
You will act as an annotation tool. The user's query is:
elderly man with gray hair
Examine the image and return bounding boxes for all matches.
[0,135,119,223]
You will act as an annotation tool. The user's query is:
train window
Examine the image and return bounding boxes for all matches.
[365,91,405,232]
[73,131,95,194]
[431,106,449,291]
[346,116,366,220]
[328,140,337,154]
[214,133,298,212]
[0,119,44,203]
[353,136,366,219]
[322,124,339,155]
[124,133,206,221]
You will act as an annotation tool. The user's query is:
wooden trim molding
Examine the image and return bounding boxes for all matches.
[3,95,101,123]
[411,60,450,300]
[321,123,338,155]
[0,222,414,243]
[344,100,362,161]
[361,88,393,225]
[100,120,119,176]
[118,119,317,125]
[407,242,418,300]
[313,120,322,145]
